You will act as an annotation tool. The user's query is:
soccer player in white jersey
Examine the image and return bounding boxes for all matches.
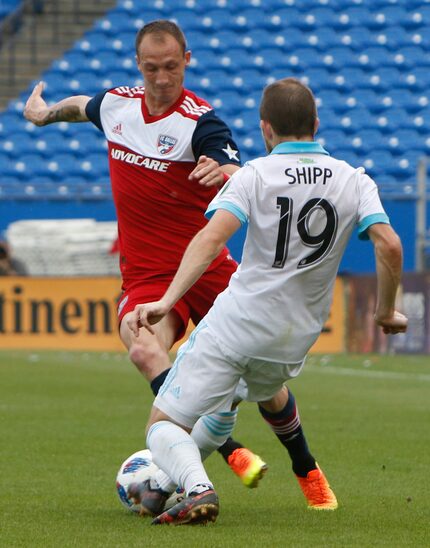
[128,77,408,525]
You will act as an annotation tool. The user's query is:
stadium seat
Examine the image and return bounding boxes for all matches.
[317,129,349,152]
[395,129,424,154]
[1,133,35,159]
[317,90,357,114]
[185,30,228,52]
[371,6,408,29]
[412,26,430,50]
[403,8,430,30]
[385,89,429,113]
[243,28,303,51]
[412,109,430,134]
[338,27,374,52]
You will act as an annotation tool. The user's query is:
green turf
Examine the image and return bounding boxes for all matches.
[0,351,429,547]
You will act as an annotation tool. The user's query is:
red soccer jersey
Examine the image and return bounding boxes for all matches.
[86,87,241,286]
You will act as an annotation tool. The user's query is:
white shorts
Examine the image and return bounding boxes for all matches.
[154,321,305,429]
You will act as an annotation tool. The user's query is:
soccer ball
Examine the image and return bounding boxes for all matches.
[116,449,184,513]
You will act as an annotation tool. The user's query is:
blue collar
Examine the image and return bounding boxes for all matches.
[270,142,329,155]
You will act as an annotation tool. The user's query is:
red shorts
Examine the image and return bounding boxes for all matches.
[117,255,238,341]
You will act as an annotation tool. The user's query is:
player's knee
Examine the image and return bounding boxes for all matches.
[128,341,165,372]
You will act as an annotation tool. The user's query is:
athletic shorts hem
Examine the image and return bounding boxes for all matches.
[153,398,200,430]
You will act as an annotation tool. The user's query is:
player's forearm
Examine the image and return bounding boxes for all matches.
[27,96,90,126]
[162,230,225,310]
[373,232,403,320]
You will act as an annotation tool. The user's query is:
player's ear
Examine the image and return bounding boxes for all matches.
[185,50,191,68]
[314,117,320,137]
[260,119,272,141]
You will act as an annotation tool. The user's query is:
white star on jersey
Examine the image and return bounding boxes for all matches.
[222,143,239,161]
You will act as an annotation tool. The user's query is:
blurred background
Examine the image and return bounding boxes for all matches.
[0,0,428,353]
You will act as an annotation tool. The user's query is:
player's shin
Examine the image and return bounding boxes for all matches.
[147,420,213,495]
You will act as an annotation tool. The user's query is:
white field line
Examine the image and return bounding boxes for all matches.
[305,364,430,382]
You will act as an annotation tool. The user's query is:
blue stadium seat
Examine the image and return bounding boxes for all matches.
[310,7,340,29]
[306,28,345,50]
[412,26,430,50]
[376,25,415,50]
[1,133,35,158]
[215,90,244,116]
[79,182,112,199]
[186,30,227,52]
[412,109,430,134]
[409,66,430,91]
[41,73,71,99]
[6,154,54,179]
[94,12,140,35]
[317,129,348,152]
[393,46,430,71]
[317,90,357,114]
[385,89,428,113]
[395,129,424,154]
[333,149,361,168]
[371,6,408,29]
[384,152,421,180]
[403,7,430,30]
[340,107,378,133]
[243,28,303,51]
[265,7,302,30]
[342,6,373,29]
[322,47,362,72]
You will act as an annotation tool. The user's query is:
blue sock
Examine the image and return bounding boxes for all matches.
[150,368,170,396]
[258,390,316,477]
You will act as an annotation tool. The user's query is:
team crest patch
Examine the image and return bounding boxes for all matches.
[157,134,177,155]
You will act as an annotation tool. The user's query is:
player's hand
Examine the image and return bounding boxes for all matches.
[127,301,170,336]
[24,82,49,125]
[374,310,408,334]
[189,155,224,187]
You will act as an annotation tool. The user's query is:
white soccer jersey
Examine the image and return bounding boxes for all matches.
[205,141,389,363]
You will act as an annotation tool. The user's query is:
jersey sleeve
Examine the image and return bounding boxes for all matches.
[192,110,241,167]
[205,164,253,226]
[85,90,109,132]
[356,171,390,240]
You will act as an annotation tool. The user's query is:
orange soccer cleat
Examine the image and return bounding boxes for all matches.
[296,464,338,510]
[227,448,268,488]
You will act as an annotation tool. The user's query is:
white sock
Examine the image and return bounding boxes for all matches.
[150,411,237,494]
[191,410,238,460]
[152,469,176,494]
[147,421,213,496]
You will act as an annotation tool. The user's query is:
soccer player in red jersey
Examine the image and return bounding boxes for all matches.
[24,19,268,485]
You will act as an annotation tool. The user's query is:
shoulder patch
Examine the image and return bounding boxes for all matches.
[109,86,145,98]
[178,94,212,120]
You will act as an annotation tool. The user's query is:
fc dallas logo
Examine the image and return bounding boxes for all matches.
[157,134,177,155]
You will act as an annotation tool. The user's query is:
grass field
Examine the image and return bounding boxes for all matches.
[0,350,429,547]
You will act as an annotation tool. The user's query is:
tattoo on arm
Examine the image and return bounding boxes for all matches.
[44,105,84,124]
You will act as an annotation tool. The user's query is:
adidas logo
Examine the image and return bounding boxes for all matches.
[170,385,181,399]
[112,123,122,135]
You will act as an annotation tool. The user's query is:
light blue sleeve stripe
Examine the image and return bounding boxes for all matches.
[205,201,248,226]
[358,213,390,240]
